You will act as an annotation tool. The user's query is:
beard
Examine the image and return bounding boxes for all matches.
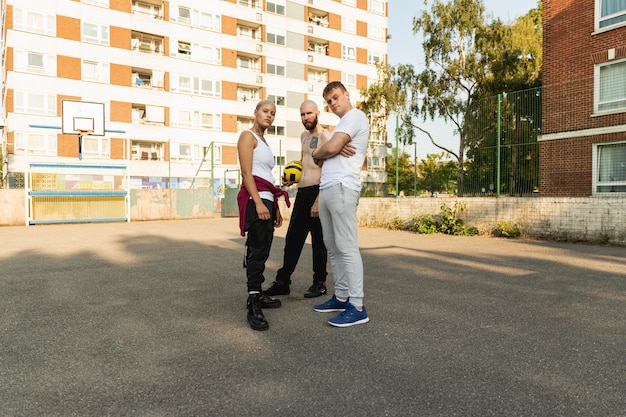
[304,117,318,131]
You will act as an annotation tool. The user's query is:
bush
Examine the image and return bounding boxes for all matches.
[492,221,520,238]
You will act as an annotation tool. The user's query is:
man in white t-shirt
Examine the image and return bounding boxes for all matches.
[310,81,370,327]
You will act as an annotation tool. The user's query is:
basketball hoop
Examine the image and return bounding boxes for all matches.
[75,129,94,160]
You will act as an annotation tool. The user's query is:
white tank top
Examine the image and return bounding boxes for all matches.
[249,130,275,201]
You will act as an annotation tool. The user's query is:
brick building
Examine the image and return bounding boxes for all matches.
[541,0,626,196]
[0,0,388,199]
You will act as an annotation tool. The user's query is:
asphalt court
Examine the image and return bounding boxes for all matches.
[1,218,624,417]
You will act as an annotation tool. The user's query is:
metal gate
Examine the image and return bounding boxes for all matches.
[27,163,129,225]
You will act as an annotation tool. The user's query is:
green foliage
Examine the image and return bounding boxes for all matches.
[492,221,521,238]
[417,153,458,196]
[437,202,478,236]
[386,148,416,195]
[373,202,477,236]
[360,0,543,197]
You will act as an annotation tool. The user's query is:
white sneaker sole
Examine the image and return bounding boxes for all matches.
[328,316,370,327]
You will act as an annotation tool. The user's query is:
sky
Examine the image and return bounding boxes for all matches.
[386,0,540,159]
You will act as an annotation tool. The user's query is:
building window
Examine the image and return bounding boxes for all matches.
[598,0,626,29]
[237,56,261,71]
[14,50,56,75]
[267,0,286,15]
[175,6,192,24]
[198,113,221,129]
[177,41,192,57]
[81,22,109,45]
[238,25,260,40]
[267,93,286,106]
[13,8,56,35]
[342,73,356,89]
[132,1,162,19]
[342,17,356,34]
[368,24,386,41]
[342,45,356,61]
[237,87,261,102]
[342,0,356,6]
[15,132,57,156]
[595,59,626,113]
[308,69,328,83]
[267,30,286,46]
[267,125,285,136]
[82,137,110,159]
[171,143,199,161]
[82,0,109,7]
[199,12,221,31]
[368,0,386,15]
[594,142,626,193]
[82,60,110,83]
[15,92,56,116]
[266,60,286,76]
[368,51,385,65]
[196,78,221,97]
[132,104,165,124]
[197,45,221,64]
[132,31,164,54]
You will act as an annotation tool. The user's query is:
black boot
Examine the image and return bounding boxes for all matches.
[247,294,269,331]
[260,294,282,308]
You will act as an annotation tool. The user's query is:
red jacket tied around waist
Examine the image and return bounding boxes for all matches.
[237,175,291,236]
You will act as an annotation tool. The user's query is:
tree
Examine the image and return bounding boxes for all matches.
[417,153,458,196]
[385,149,414,196]
[361,0,542,196]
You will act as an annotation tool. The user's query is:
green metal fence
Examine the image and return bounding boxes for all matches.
[462,87,541,196]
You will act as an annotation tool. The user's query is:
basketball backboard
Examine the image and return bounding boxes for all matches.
[62,100,105,136]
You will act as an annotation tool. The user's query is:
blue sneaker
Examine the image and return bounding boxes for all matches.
[313,294,349,312]
[328,303,369,327]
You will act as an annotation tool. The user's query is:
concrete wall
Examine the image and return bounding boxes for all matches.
[2,189,625,245]
[353,196,626,245]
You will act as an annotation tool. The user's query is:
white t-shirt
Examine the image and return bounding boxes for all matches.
[249,131,275,201]
[319,108,369,192]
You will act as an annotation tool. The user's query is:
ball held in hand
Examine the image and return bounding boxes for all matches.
[283,160,303,183]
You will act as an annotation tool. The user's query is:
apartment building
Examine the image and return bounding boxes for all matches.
[541,0,626,196]
[0,0,388,201]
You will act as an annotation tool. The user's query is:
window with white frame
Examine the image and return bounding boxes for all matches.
[267,0,286,15]
[368,0,385,15]
[14,50,56,75]
[172,5,191,24]
[267,93,286,106]
[267,29,286,46]
[132,104,165,124]
[367,156,384,170]
[13,8,56,35]
[171,143,199,161]
[15,132,57,156]
[368,51,385,65]
[237,87,260,102]
[342,73,356,89]
[267,125,285,136]
[82,60,110,83]
[199,12,221,31]
[342,17,356,34]
[342,45,356,61]
[82,22,109,45]
[266,59,285,76]
[342,0,356,6]
[82,0,109,7]
[237,25,260,40]
[82,136,110,158]
[198,112,221,129]
[308,69,328,83]
[594,141,626,193]
[196,78,221,97]
[176,41,192,57]
[171,109,193,127]
[368,24,386,40]
[15,92,56,116]
[598,0,626,29]
[132,1,162,18]
[170,74,193,93]
[197,45,221,64]
[595,59,626,112]
[237,56,261,71]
